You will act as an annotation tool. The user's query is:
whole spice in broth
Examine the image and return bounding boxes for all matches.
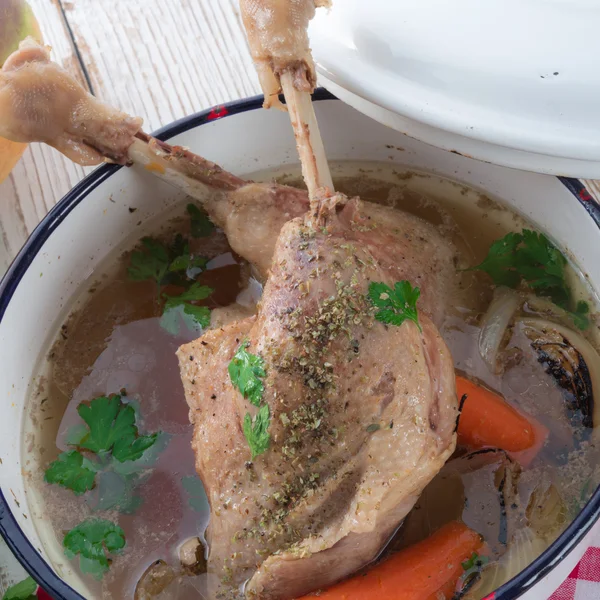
[134,560,178,600]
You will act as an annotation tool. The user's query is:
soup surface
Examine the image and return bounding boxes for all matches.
[23,162,600,599]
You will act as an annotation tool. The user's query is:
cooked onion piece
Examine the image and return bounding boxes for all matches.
[526,481,567,540]
[464,527,547,599]
[478,287,521,374]
[466,480,568,599]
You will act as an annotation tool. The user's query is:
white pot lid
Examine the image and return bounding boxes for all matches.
[309,0,600,178]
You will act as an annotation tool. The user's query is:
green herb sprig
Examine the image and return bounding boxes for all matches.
[1,576,37,600]
[368,280,421,331]
[63,518,126,580]
[161,283,213,335]
[188,203,215,238]
[243,404,271,460]
[228,341,270,459]
[127,204,215,334]
[44,394,160,496]
[44,450,97,496]
[469,229,590,329]
[77,394,158,462]
[228,341,267,407]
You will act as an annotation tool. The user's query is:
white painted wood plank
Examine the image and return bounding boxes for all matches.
[1,0,261,272]
[582,180,600,204]
[61,0,261,131]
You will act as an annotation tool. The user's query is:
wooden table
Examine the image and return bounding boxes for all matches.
[0,0,261,274]
[2,2,600,597]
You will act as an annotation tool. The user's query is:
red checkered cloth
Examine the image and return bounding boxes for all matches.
[551,548,600,600]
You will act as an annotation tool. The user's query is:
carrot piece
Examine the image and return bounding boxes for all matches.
[299,521,484,600]
[456,375,548,467]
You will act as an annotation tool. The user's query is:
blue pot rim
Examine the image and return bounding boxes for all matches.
[0,89,598,600]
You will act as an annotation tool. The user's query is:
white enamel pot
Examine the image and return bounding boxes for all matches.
[1,92,599,600]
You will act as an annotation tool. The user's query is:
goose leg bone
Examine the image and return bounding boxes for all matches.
[240,0,334,198]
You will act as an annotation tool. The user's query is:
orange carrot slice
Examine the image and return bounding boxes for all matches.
[299,521,484,600]
[456,375,548,466]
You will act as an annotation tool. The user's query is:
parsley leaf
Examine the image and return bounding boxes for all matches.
[168,253,208,276]
[168,233,188,258]
[89,433,169,514]
[44,450,97,495]
[469,232,523,288]
[44,397,164,516]
[181,303,212,328]
[517,230,569,306]
[127,208,214,334]
[127,238,170,284]
[229,341,270,458]
[77,395,159,463]
[368,281,421,331]
[570,300,591,331]
[469,230,589,327]
[160,304,212,335]
[160,283,213,334]
[187,203,214,238]
[163,283,213,309]
[63,518,125,580]
[243,404,271,460]
[228,341,266,406]
[2,576,37,600]
[127,234,209,288]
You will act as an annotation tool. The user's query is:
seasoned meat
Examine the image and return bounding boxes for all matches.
[178,194,458,599]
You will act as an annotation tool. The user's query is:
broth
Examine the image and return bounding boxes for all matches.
[23,162,600,599]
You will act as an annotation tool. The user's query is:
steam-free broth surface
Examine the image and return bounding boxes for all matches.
[24,163,600,599]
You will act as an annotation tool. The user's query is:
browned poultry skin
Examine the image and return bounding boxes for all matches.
[240,0,330,108]
[209,182,307,278]
[0,38,141,165]
[178,194,458,599]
